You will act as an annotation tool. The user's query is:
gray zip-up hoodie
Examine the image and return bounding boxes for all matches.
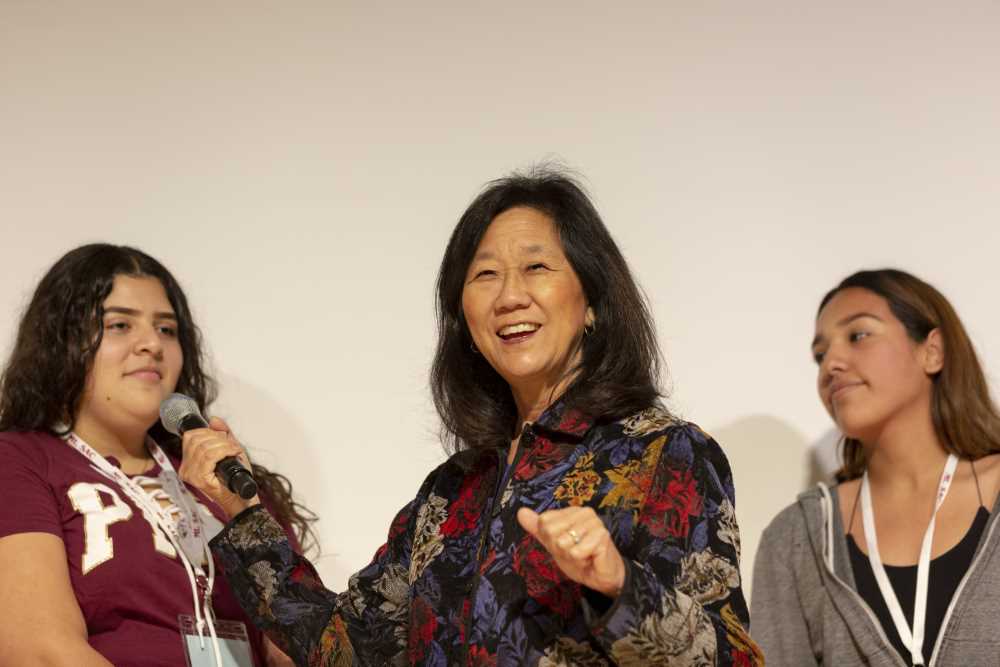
[751,484,1000,666]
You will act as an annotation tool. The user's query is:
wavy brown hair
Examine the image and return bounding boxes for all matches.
[820,269,1000,482]
[431,167,664,454]
[0,244,316,551]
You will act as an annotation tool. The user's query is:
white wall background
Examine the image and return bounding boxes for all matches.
[3,1,999,601]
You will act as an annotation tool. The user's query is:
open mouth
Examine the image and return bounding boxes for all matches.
[497,322,541,342]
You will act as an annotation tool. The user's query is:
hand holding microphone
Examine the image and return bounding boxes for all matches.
[161,393,260,516]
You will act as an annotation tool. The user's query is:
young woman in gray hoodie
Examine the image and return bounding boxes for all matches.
[752,269,1000,667]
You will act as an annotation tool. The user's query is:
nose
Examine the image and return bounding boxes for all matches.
[495,269,531,314]
[133,323,164,360]
[818,341,848,389]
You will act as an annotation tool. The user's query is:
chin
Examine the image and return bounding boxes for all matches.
[127,401,164,424]
[494,359,543,380]
[835,417,879,444]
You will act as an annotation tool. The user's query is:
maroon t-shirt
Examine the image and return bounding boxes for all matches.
[0,430,275,667]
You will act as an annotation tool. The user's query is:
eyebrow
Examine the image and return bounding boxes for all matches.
[811,311,883,348]
[471,244,548,263]
[103,306,177,320]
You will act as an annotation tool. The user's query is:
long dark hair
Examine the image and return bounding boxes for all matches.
[819,269,1000,482]
[0,244,316,551]
[431,167,664,453]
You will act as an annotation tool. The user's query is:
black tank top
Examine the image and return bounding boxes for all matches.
[847,507,990,666]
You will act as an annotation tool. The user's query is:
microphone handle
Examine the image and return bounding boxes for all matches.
[215,457,259,500]
[177,413,259,500]
[178,413,209,431]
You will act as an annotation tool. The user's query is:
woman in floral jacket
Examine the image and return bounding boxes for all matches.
[180,168,762,666]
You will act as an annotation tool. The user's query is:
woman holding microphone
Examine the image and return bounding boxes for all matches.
[0,244,311,666]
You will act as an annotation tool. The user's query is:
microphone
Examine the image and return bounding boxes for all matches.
[159,393,258,500]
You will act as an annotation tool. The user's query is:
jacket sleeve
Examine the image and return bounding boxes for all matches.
[586,424,764,666]
[210,473,432,667]
[751,510,820,667]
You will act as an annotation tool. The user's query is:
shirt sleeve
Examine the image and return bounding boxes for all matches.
[0,437,62,539]
[210,470,433,667]
[586,424,765,666]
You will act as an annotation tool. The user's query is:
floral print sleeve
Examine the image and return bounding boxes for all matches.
[210,476,428,667]
[586,421,762,666]
[210,403,761,666]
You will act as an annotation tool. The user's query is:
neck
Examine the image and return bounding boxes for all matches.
[511,345,583,425]
[863,410,951,494]
[73,414,151,464]
[512,374,575,425]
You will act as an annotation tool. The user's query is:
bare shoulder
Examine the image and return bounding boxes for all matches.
[972,453,1000,507]
[972,452,1000,474]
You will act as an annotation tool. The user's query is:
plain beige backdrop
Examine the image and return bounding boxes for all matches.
[2,1,999,600]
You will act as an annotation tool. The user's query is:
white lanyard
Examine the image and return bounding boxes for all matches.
[861,453,959,666]
[65,432,224,667]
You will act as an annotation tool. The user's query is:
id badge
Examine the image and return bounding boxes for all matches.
[179,615,254,667]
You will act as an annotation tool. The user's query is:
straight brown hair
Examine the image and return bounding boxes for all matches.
[820,269,1000,482]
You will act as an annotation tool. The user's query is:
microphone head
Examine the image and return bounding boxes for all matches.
[159,393,203,436]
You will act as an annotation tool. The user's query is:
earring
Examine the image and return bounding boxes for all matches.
[470,341,480,355]
[584,306,596,336]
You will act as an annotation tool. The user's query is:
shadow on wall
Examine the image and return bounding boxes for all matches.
[809,427,842,484]
[710,415,810,604]
[713,416,843,604]
[211,372,351,585]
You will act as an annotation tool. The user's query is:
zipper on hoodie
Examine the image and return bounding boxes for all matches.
[461,425,532,666]
[817,484,909,667]
[823,560,908,666]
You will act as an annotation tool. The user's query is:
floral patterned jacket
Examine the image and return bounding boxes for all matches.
[211,402,763,666]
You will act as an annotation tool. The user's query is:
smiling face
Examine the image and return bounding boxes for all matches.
[74,275,184,441]
[461,207,594,405]
[811,287,942,444]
